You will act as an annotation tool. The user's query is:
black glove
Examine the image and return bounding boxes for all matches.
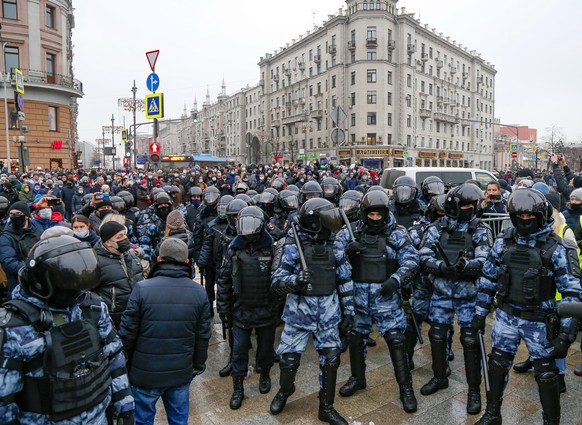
[115,411,135,425]
[219,313,230,329]
[550,333,572,359]
[346,241,366,257]
[381,277,399,297]
[454,257,467,275]
[339,314,354,333]
[401,286,412,301]
[471,314,486,333]
[295,270,312,289]
[193,364,206,377]
[439,263,458,278]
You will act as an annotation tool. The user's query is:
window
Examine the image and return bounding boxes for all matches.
[367,133,377,145]
[367,69,377,83]
[421,81,425,93]
[387,71,392,85]
[350,51,356,63]
[46,5,55,28]
[406,115,411,128]
[387,113,392,126]
[4,46,19,74]
[387,92,392,105]
[351,71,356,85]
[2,0,16,19]
[48,106,57,131]
[350,92,356,106]
[407,74,412,87]
[46,53,56,82]
[367,49,376,60]
[387,134,392,144]
[350,29,356,42]
[429,84,433,95]
[351,113,356,126]
[367,26,377,41]
[367,112,376,125]
[387,50,393,63]
[405,95,411,108]
[367,91,377,104]
[331,75,336,89]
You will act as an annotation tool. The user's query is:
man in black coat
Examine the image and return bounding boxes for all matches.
[120,238,211,425]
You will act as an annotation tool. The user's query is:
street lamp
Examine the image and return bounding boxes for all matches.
[0,25,10,171]
[118,81,144,168]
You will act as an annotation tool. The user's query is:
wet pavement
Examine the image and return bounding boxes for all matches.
[153,315,582,425]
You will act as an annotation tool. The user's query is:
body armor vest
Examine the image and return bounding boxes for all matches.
[438,230,474,265]
[212,220,229,259]
[7,295,111,421]
[352,232,398,283]
[497,231,558,307]
[300,241,336,296]
[233,247,273,306]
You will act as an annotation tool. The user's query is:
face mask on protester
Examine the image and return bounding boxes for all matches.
[73,229,90,238]
[39,208,52,220]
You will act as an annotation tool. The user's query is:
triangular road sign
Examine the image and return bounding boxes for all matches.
[148,98,159,113]
[146,50,159,72]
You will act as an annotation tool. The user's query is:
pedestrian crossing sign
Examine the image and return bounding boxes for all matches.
[145,93,164,119]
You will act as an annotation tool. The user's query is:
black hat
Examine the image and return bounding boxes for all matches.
[94,199,113,210]
[10,201,30,216]
[99,221,125,242]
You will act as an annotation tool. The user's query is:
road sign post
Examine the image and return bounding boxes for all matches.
[146,73,160,93]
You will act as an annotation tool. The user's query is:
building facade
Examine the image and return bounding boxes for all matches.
[0,0,83,171]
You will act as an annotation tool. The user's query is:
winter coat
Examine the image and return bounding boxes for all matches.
[0,221,42,294]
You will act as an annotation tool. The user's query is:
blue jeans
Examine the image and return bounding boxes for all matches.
[132,383,190,425]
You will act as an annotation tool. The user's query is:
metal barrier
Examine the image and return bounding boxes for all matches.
[480,213,512,239]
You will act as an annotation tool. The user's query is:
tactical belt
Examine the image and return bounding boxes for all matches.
[500,303,548,322]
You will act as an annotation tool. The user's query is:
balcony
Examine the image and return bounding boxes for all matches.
[421,53,429,62]
[271,119,281,127]
[328,45,337,54]
[366,37,378,47]
[387,40,396,50]
[419,108,432,119]
[259,78,264,86]
[348,40,356,50]
[284,68,292,76]
[310,109,323,119]
[450,66,457,74]
[273,74,280,81]
[407,43,416,54]
[18,68,83,97]
[462,72,469,80]
[437,96,444,104]
[314,54,321,63]
[434,112,460,125]
[436,60,443,69]
[298,61,305,70]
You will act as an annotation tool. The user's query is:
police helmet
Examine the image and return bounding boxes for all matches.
[300,181,323,203]
[117,190,135,209]
[247,189,258,197]
[217,195,234,219]
[508,188,549,230]
[168,185,181,197]
[361,190,390,224]
[297,198,343,233]
[235,182,248,194]
[427,194,447,222]
[234,193,252,204]
[0,195,10,218]
[368,186,387,194]
[19,235,100,301]
[162,185,172,194]
[279,190,299,211]
[83,193,94,206]
[236,206,266,236]
[339,190,363,220]
[110,196,126,214]
[286,184,300,196]
[189,186,203,197]
[322,177,342,201]
[251,193,262,206]
[444,183,484,219]
[272,178,285,192]
[154,191,172,207]
[259,189,277,210]
[203,186,221,206]
[226,199,248,228]
[151,187,165,197]
[392,176,418,204]
[421,176,445,199]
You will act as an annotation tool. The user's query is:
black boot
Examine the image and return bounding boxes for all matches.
[421,324,450,395]
[535,361,560,425]
[219,360,233,377]
[461,328,482,415]
[476,349,512,425]
[339,332,366,397]
[229,376,244,410]
[385,330,417,413]
[270,353,300,415]
[513,357,533,373]
[318,350,347,425]
[558,374,566,394]
[404,316,419,371]
[259,368,271,394]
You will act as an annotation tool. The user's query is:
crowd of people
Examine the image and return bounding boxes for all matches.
[0,156,580,425]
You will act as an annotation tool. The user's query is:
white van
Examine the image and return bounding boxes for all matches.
[380,167,498,191]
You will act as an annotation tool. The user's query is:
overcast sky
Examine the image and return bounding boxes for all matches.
[73,0,582,148]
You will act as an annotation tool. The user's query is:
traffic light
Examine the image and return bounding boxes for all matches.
[121,129,128,142]
[193,113,199,123]
[124,142,132,158]
[123,156,130,166]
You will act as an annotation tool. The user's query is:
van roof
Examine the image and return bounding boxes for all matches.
[382,166,490,173]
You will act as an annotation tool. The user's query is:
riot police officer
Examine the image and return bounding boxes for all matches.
[299,180,323,205]
[322,176,342,206]
[390,176,427,229]
[185,186,203,232]
[473,189,582,425]
[270,198,354,425]
[419,176,445,205]
[0,235,134,424]
[336,190,419,413]
[419,183,493,415]
[339,190,362,223]
[217,206,278,410]
[136,191,173,262]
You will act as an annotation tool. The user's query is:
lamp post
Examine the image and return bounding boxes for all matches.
[0,25,9,172]
[300,110,311,164]
[118,81,144,168]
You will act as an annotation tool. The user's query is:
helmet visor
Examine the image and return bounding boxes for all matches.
[282,195,298,210]
[394,186,416,204]
[425,181,445,196]
[319,207,344,231]
[323,183,338,196]
[217,204,228,218]
[236,215,263,236]
[339,198,359,214]
[260,192,276,204]
[205,192,220,204]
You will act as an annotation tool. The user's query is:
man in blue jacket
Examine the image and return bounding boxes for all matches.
[120,238,212,425]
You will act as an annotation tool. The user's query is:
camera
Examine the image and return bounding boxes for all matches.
[47,198,62,206]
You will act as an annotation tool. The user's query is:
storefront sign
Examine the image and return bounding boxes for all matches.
[419,151,438,158]
[439,152,447,159]
[449,153,464,159]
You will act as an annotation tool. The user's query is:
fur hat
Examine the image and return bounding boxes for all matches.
[166,210,185,231]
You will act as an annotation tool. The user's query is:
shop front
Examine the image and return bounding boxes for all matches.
[354,148,392,169]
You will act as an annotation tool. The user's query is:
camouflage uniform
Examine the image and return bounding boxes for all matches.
[135,206,165,262]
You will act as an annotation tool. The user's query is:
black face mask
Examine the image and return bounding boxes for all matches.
[365,218,385,234]
[570,204,582,213]
[458,207,474,222]
[10,214,26,229]
[49,288,80,308]
[316,227,332,241]
[515,217,538,236]
[115,238,131,253]
[97,209,113,219]
[157,206,171,221]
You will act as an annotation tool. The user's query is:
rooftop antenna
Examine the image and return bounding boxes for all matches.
[311,10,316,28]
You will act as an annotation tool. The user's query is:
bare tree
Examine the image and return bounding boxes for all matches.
[541,124,567,153]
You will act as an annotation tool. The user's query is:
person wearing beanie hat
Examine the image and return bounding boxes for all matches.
[153,210,195,268]
[119,236,210,425]
[165,210,185,231]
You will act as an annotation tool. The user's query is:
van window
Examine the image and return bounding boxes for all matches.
[416,171,472,187]
[475,171,496,189]
[380,169,405,189]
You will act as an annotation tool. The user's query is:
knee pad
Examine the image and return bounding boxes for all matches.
[383,329,406,347]
[347,330,365,346]
[319,348,341,368]
[280,352,301,370]
[460,327,479,350]
[428,323,450,343]
[489,348,514,372]
[533,358,558,378]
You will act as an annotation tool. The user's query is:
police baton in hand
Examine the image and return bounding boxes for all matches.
[290,220,308,272]
[478,330,490,392]
[340,209,356,242]
[434,241,451,267]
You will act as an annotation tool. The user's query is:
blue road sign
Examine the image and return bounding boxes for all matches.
[137,155,148,165]
[16,93,24,110]
[145,93,164,119]
[146,73,160,92]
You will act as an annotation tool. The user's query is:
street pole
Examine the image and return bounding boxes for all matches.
[2,42,9,172]
[101,128,105,167]
[111,114,115,170]
[131,80,137,168]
